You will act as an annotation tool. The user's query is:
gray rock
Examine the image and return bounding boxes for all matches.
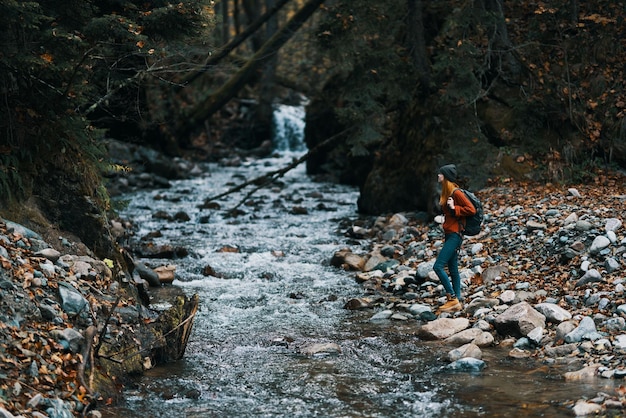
[418,318,470,340]
[564,364,601,383]
[62,328,86,353]
[49,327,85,353]
[605,258,620,273]
[617,304,626,316]
[498,290,516,304]
[0,245,8,259]
[575,269,603,287]
[465,298,500,316]
[370,310,393,321]
[494,302,546,338]
[555,321,577,342]
[134,261,161,287]
[380,245,396,257]
[474,319,492,331]
[590,236,611,254]
[416,260,435,279]
[534,302,572,323]
[568,188,581,198]
[513,337,533,350]
[38,303,57,321]
[447,343,482,362]
[527,327,544,345]
[444,328,483,345]
[603,317,626,333]
[4,220,42,240]
[472,332,494,347]
[391,313,409,321]
[39,262,56,278]
[526,220,547,230]
[481,265,509,285]
[544,343,578,357]
[575,220,593,231]
[445,357,485,372]
[299,342,341,356]
[598,297,610,310]
[58,282,88,316]
[565,317,598,343]
[46,398,74,418]
[564,212,578,225]
[408,303,432,316]
[35,248,61,262]
[572,400,602,416]
[613,334,626,350]
[470,243,483,254]
[605,218,622,233]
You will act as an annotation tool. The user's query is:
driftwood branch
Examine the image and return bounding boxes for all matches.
[94,295,122,357]
[78,325,97,395]
[202,127,354,212]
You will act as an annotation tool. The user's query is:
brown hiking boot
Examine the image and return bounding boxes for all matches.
[437,295,462,313]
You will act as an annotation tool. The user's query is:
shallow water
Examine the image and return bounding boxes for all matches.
[108,152,617,418]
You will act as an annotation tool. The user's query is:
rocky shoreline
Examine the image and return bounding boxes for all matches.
[332,172,626,416]
[0,218,198,418]
[1,137,625,417]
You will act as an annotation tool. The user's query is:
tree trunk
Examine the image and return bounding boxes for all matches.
[177,0,326,139]
[234,0,241,36]
[243,0,264,51]
[569,0,579,25]
[407,0,431,91]
[219,0,229,45]
[178,0,292,89]
[482,0,520,76]
[257,0,279,145]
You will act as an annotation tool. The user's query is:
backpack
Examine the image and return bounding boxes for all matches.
[454,188,484,236]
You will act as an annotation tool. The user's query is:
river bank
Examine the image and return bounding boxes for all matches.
[1,140,625,417]
[331,171,626,416]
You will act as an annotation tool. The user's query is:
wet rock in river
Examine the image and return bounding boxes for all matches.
[447,343,482,362]
[445,357,485,372]
[299,342,342,356]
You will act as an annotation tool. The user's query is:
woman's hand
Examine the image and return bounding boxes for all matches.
[447,197,455,210]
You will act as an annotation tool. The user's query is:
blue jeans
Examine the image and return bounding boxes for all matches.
[434,233,463,300]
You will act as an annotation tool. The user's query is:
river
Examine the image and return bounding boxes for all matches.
[106,107,616,418]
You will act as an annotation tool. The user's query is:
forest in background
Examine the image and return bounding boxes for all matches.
[1,0,625,256]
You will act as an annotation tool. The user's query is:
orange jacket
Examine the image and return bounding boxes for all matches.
[441,189,477,234]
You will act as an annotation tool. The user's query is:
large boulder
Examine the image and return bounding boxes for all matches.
[418,317,470,340]
[494,301,546,338]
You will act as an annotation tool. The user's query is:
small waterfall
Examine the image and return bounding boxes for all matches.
[272,103,307,152]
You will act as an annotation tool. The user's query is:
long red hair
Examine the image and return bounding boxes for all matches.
[439,179,459,207]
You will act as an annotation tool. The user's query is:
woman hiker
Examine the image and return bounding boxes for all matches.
[434,164,476,313]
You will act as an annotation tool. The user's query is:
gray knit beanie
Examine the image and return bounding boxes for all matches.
[439,164,457,182]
